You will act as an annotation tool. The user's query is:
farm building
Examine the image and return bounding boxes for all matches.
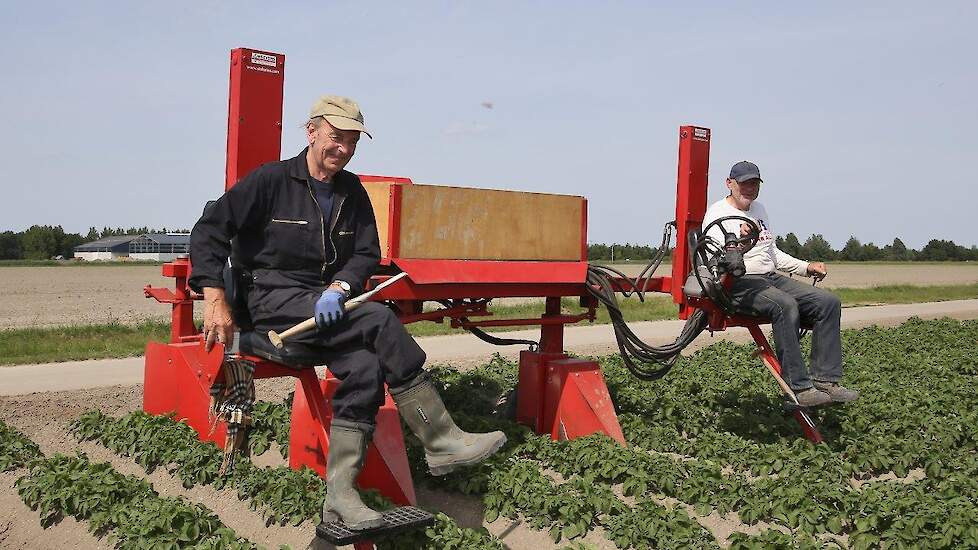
[72,235,138,261]
[128,233,191,261]
[73,233,190,261]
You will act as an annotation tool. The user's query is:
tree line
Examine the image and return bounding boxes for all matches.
[0,226,189,260]
[588,234,978,262]
[2,225,975,262]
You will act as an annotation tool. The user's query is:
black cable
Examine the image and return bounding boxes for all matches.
[588,222,675,303]
[400,221,695,377]
[437,300,539,350]
[585,223,708,381]
[691,233,738,316]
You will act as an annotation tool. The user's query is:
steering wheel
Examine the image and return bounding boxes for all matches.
[691,215,761,314]
[701,215,761,253]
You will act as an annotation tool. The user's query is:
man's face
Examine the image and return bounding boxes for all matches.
[726,177,761,207]
[307,119,360,176]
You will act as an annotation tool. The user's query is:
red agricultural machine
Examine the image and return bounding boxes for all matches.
[142,47,820,546]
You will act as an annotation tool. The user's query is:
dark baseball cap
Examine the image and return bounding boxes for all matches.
[729,161,762,183]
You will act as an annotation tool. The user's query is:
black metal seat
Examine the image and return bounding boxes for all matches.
[238,330,320,369]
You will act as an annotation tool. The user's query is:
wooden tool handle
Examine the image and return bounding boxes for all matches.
[267,272,409,349]
[268,317,316,349]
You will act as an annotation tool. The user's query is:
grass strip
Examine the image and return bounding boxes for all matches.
[0,320,169,365]
[2,283,977,365]
[833,283,978,306]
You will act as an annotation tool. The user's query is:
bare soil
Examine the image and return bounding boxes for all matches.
[3,264,977,329]
[0,266,172,329]
[0,381,728,550]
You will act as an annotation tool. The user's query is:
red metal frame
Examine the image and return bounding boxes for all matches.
[225,48,285,190]
[672,126,711,318]
[144,55,822,539]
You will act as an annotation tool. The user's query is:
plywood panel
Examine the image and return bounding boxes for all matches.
[397,184,584,260]
[362,182,393,257]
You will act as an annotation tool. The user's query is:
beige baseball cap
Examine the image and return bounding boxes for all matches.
[309,95,372,138]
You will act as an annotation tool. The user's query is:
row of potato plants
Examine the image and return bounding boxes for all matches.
[37,315,975,549]
[70,409,506,549]
[397,318,978,549]
[0,418,257,549]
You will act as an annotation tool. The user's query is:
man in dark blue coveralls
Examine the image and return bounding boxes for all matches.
[189,96,507,530]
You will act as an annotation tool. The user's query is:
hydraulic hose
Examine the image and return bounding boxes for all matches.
[587,222,708,381]
[437,300,539,350]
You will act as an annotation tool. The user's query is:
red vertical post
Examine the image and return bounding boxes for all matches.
[225,48,286,190]
[580,198,589,261]
[161,257,195,342]
[539,297,565,354]
[671,126,711,318]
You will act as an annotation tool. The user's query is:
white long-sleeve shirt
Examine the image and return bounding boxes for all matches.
[700,198,810,276]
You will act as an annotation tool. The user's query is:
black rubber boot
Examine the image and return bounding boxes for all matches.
[390,374,507,476]
[322,419,385,531]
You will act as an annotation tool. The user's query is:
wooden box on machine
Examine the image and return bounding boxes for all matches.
[362,180,587,262]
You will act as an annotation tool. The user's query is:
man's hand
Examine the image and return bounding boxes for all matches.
[739,223,752,238]
[315,288,347,329]
[808,262,828,281]
[202,287,235,352]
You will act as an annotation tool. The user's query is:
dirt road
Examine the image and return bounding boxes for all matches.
[2,263,977,329]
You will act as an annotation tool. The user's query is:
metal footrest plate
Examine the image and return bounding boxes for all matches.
[315,506,435,545]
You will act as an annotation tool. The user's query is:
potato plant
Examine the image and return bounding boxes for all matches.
[16,453,257,549]
[0,417,256,549]
[7,317,973,548]
[417,318,978,548]
[70,409,505,549]
[0,418,42,471]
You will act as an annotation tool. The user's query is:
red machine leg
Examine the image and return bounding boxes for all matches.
[746,325,823,443]
[516,349,562,432]
[144,340,227,446]
[545,358,626,444]
[145,339,418,503]
[290,375,416,506]
[516,297,627,445]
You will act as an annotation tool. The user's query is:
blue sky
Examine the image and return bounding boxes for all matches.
[1,1,974,249]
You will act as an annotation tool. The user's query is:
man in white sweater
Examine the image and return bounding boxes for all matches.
[701,161,858,407]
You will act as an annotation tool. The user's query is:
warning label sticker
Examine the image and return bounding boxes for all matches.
[250,52,277,67]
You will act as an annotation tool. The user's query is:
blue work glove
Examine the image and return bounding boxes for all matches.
[314,289,346,329]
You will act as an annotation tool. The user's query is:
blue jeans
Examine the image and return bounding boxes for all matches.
[729,273,843,391]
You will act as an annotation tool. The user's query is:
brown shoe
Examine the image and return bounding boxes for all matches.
[792,387,832,407]
[814,381,859,403]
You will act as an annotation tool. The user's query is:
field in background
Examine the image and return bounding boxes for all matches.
[2,263,978,329]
